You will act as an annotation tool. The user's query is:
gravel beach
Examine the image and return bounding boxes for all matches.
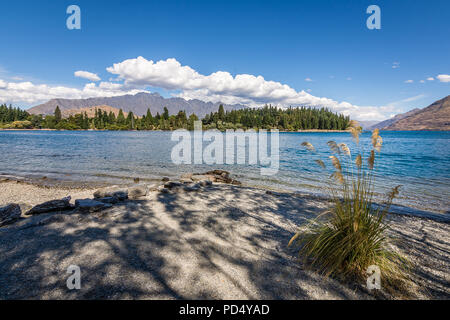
[0,180,448,299]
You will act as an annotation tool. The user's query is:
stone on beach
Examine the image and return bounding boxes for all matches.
[74,199,113,213]
[0,204,22,227]
[97,197,119,204]
[93,186,128,200]
[164,181,183,189]
[27,196,72,215]
[191,174,215,182]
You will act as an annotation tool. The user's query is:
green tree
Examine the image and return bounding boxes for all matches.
[54,106,62,123]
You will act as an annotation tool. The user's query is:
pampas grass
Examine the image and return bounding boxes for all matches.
[291,122,408,293]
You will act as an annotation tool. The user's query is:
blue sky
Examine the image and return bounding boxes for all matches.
[0,0,448,120]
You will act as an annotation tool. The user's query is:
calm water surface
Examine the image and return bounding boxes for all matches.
[0,130,449,214]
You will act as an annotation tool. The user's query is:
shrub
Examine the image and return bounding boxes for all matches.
[289,123,408,292]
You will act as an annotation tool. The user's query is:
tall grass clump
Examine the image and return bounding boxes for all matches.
[290,123,408,292]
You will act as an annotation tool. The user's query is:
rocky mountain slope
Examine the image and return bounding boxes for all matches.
[61,105,128,118]
[382,95,450,130]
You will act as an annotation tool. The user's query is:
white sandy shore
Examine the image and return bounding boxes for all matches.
[0,181,449,299]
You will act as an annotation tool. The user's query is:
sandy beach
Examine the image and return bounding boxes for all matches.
[0,179,448,300]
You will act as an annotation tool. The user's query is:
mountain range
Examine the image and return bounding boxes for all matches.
[27,92,246,119]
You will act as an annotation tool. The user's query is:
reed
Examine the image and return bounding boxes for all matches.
[290,122,408,292]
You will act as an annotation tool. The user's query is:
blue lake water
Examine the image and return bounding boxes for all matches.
[0,130,449,215]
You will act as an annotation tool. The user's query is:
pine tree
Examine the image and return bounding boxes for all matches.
[54,106,62,123]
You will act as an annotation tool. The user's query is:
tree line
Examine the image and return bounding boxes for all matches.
[0,103,350,131]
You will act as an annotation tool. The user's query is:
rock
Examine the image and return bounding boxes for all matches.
[162,177,170,182]
[231,179,242,186]
[214,175,233,184]
[75,199,112,213]
[183,183,201,192]
[180,178,193,184]
[27,196,72,215]
[93,186,128,200]
[128,185,148,199]
[97,197,119,204]
[159,187,170,194]
[0,204,22,227]
[133,177,140,183]
[198,180,212,187]
[164,181,183,189]
[206,170,230,177]
[191,174,215,182]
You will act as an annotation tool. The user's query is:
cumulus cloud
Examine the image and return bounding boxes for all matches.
[404,80,414,83]
[74,70,101,82]
[437,74,450,83]
[106,56,393,120]
[392,62,400,69]
[427,77,434,81]
[304,77,313,82]
[0,79,144,104]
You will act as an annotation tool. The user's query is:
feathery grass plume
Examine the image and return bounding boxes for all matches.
[387,185,402,203]
[338,143,351,156]
[331,171,344,184]
[289,129,409,295]
[349,127,361,144]
[327,141,340,154]
[368,150,375,169]
[374,136,383,152]
[315,159,326,169]
[355,154,362,168]
[329,156,342,171]
[301,141,315,152]
[372,128,380,147]
[348,120,360,128]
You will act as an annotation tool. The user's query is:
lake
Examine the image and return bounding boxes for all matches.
[0,130,449,215]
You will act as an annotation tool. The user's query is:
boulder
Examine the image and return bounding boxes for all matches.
[0,204,22,227]
[180,178,193,184]
[164,181,183,189]
[161,177,170,182]
[75,199,113,213]
[128,185,148,199]
[27,196,72,215]
[205,170,230,177]
[198,180,213,187]
[93,186,128,200]
[183,183,201,192]
[191,174,215,182]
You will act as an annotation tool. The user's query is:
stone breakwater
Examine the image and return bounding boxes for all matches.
[0,170,239,228]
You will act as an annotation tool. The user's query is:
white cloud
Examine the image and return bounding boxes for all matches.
[427,77,434,81]
[304,77,313,82]
[74,70,101,82]
[437,74,450,83]
[420,80,425,83]
[404,80,414,83]
[0,79,144,104]
[2,56,421,121]
[392,62,400,69]
[106,56,397,120]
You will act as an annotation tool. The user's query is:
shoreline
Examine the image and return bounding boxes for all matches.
[0,177,448,299]
[1,172,448,222]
